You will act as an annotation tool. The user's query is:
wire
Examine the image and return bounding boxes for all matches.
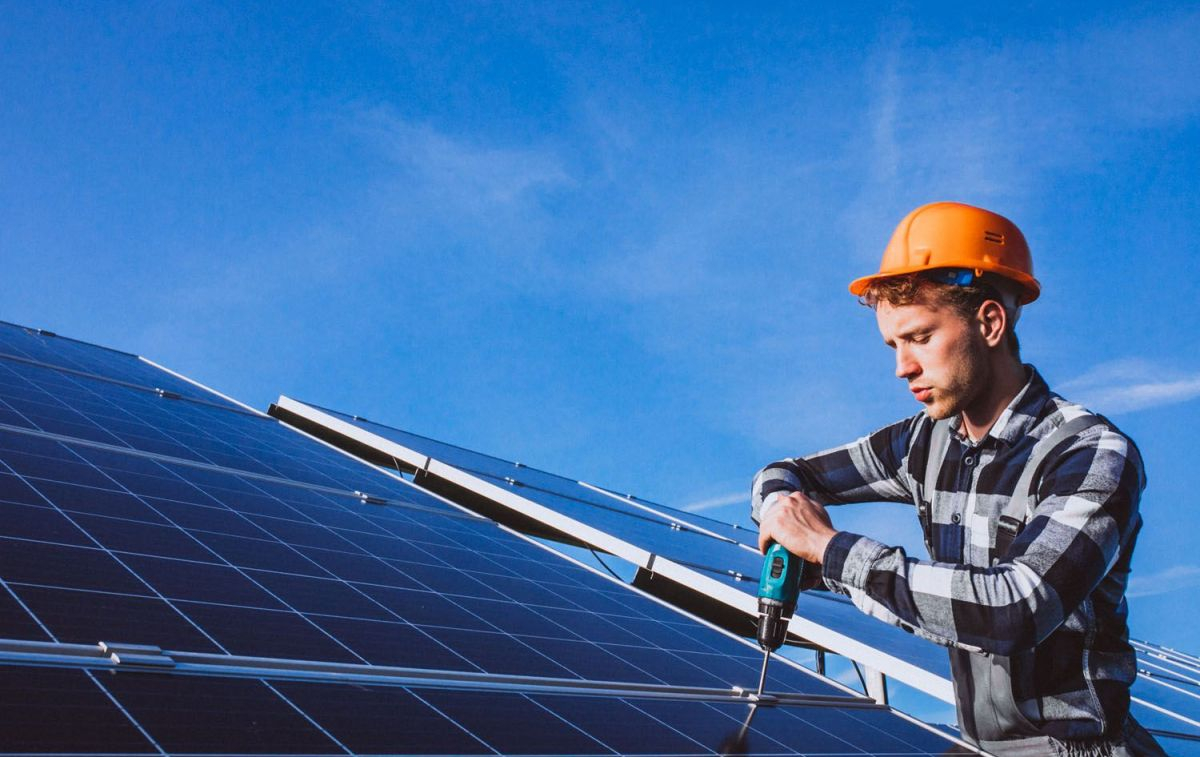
[588,547,624,581]
[851,660,869,695]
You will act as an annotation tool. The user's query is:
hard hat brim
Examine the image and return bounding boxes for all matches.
[848,264,1041,305]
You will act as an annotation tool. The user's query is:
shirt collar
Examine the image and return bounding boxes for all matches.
[947,365,1048,446]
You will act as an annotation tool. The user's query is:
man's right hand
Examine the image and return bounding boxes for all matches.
[757,491,838,565]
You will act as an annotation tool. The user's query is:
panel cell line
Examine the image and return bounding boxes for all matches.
[270,397,956,702]
[0,322,973,756]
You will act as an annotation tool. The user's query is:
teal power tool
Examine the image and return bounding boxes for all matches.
[754,541,805,697]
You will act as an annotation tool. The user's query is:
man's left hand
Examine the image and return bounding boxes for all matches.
[757,491,839,564]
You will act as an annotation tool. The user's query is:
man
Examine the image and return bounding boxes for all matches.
[751,202,1164,756]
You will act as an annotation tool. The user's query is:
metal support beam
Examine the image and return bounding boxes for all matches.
[863,665,888,705]
[0,638,885,710]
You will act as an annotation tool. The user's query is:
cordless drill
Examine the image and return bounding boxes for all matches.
[753,541,805,696]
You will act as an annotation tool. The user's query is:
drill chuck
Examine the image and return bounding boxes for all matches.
[756,597,794,652]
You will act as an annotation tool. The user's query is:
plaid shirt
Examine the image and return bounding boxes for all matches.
[752,367,1147,745]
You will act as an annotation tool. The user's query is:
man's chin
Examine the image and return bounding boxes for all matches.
[922,399,956,421]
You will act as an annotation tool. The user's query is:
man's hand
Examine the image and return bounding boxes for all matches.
[757,491,839,564]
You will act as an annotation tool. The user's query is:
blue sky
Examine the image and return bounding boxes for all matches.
[2,2,1199,656]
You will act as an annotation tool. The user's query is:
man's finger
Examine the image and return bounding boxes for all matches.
[757,523,773,554]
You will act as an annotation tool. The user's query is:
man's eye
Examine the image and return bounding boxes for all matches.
[912,334,930,344]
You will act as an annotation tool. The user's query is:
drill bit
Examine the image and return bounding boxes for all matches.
[755,650,771,697]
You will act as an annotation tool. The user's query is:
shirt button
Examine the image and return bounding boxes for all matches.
[951,513,961,524]
[963,455,976,466]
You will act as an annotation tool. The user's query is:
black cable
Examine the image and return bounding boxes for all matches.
[588,547,624,581]
[850,660,869,695]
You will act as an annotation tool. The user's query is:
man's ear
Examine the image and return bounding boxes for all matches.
[977,300,1008,348]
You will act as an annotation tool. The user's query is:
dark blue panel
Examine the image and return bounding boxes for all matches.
[431,627,579,678]
[295,546,423,587]
[174,601,361,663]
[0,586,50,642]
[0,537,150,595]
[34,480,172,523]
[242,569,393,620]
[532,693,710,755]
[355,584,497,629]
[14,585,220,651]
[120,553,287,609]
[99,672,342,754]
[0,501,90,545]
[417,688,613,755]
[307,614,476,671]
[247,513,368,551]
[0,666,156,753]
[389,560,513,601]
[145,497,272,538]
[0,327,969,756]
[453,595,583,639]
[273,681,490,755]
[189,530,331,576]
[0,471,44,506]
[515,636,664,683]
[69,512,218,561]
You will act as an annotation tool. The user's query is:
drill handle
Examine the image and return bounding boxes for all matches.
[757,542,805,605]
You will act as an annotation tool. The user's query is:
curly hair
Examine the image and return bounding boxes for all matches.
[859,273,1021,357]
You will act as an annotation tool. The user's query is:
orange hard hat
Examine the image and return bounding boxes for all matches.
[849,201,1040,304]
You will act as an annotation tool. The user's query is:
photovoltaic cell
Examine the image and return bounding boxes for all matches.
[0,322,970,755]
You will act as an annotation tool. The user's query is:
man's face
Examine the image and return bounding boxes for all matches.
[875,298,988,420]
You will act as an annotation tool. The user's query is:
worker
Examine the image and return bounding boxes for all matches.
[751,202,1165,756]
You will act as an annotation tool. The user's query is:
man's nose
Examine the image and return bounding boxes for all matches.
[895,345,920,380]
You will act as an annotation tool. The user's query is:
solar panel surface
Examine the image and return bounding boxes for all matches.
[0,324,970,756]
[272,400,954,695]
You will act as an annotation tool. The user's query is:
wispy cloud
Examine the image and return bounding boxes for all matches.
[1058,358,1200,414]
[357,110,573,247]
[680,491,746,513]
[845,8,1200,265]
[1127,564,1200,599]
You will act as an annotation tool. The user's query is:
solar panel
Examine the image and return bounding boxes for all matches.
[0,324,972,755]
[271,397,955,701]
[1129,639,1200,754]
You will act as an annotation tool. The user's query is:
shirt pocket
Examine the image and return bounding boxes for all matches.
[932,521,965,562]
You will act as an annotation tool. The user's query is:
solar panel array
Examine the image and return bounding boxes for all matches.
[270,398,954,699]
[271,396,1200,755]
[0,321,971,756]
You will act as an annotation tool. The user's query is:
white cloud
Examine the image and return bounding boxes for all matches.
[348,108,575,273]
[680,491,746,513]
[1059,358,1200,414]
[1127,564,1200,599]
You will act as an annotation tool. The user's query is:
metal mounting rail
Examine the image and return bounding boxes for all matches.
[0,638,883,709]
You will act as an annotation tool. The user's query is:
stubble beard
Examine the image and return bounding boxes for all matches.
[922,337,990,422]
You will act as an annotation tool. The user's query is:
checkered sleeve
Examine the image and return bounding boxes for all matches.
[750,415,921,524]
[821,425,1146,654]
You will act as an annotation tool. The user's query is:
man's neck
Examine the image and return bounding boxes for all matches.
[960,358,1027,442]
